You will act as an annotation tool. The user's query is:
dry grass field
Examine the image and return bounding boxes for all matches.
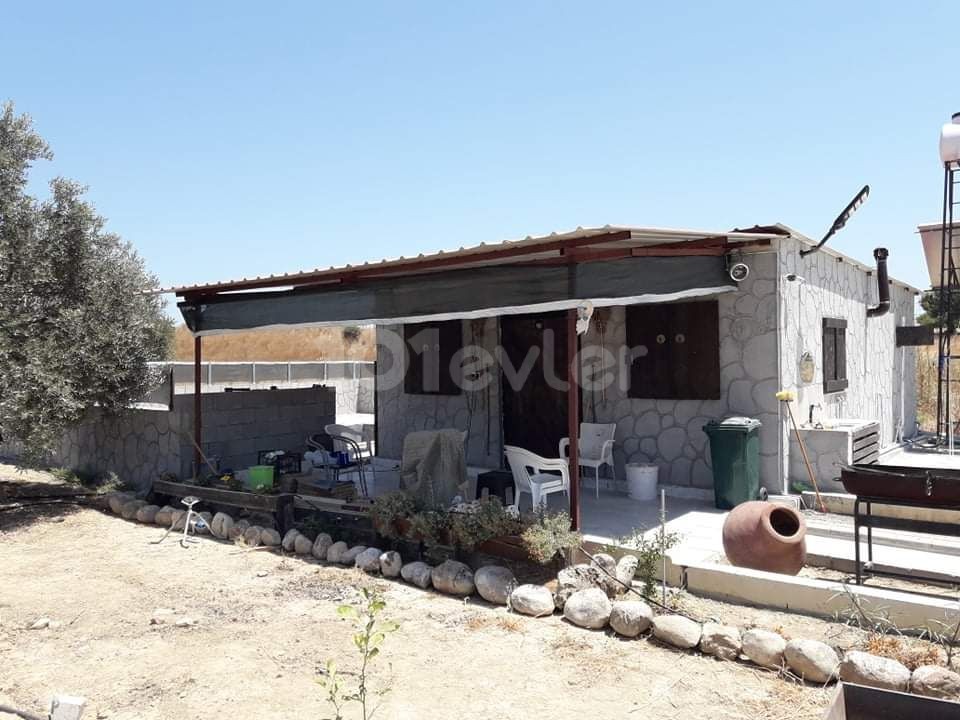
[173,324,375,362]
[0,466,861,720]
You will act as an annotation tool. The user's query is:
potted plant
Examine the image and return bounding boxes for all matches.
[405,508,451,547]
[520,510,582,568]
[369,491,416,540]
[451,498,524,553]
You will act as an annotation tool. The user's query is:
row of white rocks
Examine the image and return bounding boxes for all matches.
[105,494,960,701]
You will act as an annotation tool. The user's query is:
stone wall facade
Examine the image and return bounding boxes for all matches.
[374,237,918,498]
[376,317,502,468]
[581,248,780,494]
[778,236,918,490]
[53,386,335,490]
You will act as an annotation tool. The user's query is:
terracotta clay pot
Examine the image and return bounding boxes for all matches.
[721,501,806,575]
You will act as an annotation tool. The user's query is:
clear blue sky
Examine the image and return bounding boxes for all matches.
[2,2,956,313]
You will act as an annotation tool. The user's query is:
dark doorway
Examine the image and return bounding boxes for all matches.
[500,312,569,459]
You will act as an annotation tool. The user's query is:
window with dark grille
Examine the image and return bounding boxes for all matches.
[626,300,720,399]
[404,320,462,395]
[822,318,848,393]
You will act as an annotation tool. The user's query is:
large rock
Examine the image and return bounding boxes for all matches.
[510,584,555,617]
[400,561,433,589]
[379,551,403,578]
[355,547,384,574]
[326,541,348,563]
[838,651,910,692]
[563,588,612,629]
[700,623,742,661]
[154,506,176,526]
[431,560,475,596]
[312,533,333,559]
[294,534,313,555]
[136,505,160,524]
[652,615,702,649]
[340,545,367,566]
[555,563,605,609]
[589,553,620,596]
[742,628,786,669]
[108,492,134,515]
[260,528,281,547]
[784,639,839,683]
[121,499,146,520]
[242,525,263,546]
[615,555,639,586]
[282,529,301,552]
[911,665,960,700]
[609,600,653,637]
[228,519,250,541]
[210,512,234,539]
[474,566,517,605]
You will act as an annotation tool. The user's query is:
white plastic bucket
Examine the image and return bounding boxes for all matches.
[626,463,659,501]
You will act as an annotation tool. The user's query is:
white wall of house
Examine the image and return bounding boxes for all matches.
[778,236,919,490]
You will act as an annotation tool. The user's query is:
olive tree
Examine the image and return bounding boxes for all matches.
[0,102,171,462]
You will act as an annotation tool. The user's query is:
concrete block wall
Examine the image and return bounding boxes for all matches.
[49,386,335,490]
[177,387,336,478]
[164,361,372,414]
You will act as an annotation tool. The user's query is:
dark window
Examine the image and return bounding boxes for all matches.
[822,318,848,393]
[626,300,720,399]
[404,320,462,395]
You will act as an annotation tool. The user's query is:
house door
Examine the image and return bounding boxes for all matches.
[500,312,570,459]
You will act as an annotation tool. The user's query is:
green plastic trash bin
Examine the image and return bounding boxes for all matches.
[703,417,762,510]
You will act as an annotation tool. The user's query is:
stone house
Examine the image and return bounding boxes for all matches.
[373,225,919,499]
[171,223,919,507]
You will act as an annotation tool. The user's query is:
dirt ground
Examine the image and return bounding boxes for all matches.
[0,466,900,720]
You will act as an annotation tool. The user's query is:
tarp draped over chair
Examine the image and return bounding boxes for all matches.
[400,429,468,509]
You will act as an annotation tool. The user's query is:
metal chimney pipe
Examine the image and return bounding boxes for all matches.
[867,247,890,318]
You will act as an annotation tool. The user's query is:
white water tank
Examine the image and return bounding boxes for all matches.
[940,112,960,164]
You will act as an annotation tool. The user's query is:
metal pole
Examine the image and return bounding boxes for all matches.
[567,309,581,530]
[193,335,202,480]
[660,488,667,606]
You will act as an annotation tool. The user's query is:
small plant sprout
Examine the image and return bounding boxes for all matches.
[319,588,399,720]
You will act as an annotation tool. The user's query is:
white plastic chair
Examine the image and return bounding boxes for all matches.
[503,445,570,510]
[559,423,616,498]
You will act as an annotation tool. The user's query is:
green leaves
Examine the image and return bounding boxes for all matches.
[324,589,400,720]
[0,103,172,462]
[337,605,360,620]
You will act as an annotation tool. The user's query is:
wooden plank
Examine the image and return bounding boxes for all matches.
[151,479,288,512]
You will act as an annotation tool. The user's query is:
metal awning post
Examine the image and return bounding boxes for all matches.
[193,335,202,479]
[567,309,581,530]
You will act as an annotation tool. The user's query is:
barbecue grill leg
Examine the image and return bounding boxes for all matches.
[866,500,873,563]
[854,498,862,585]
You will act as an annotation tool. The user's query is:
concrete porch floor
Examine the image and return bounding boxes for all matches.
[532,489,718,545]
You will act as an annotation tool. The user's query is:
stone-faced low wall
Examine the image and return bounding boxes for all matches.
[53,386,336,490]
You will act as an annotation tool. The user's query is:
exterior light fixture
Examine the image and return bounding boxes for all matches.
[800,185,871,257]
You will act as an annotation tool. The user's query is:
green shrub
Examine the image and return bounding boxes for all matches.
[520,510,582,564]
[449,497,523,551]
[612,526,680,597]
[369,491,416,540]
